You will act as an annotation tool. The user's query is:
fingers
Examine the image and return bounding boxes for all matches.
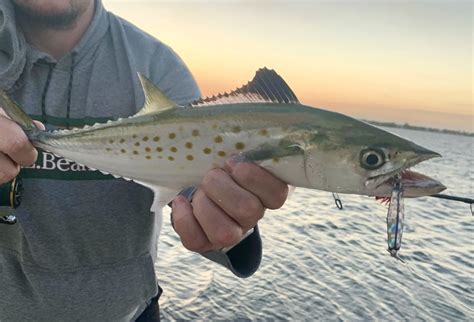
[172,159,289,253]
[225,159,288,209]
[33,120,46,130]
[192,189,243,249]
[0,153,20,185]
[201,168,264,231]
[172,195,213,253]
[0,117,38,166]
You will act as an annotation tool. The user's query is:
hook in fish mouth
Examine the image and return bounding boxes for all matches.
[368,169,446,198]
[366,151,445,197]
[365,168,403,189]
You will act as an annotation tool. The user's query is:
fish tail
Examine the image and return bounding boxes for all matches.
[0,90,40,135]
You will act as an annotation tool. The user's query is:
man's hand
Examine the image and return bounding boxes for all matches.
[171,158,289,253]
[0,110,43,185]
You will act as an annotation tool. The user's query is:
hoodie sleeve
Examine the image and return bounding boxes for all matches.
[0,0,27,91]
[201,226,262,278]
[147,44,201,106]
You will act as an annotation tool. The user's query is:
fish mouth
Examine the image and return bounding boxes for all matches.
[366,151,446,197]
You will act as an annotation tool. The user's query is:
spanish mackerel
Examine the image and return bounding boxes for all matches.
[0,68,445,210]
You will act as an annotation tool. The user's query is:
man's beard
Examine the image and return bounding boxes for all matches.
[12,0,90,30]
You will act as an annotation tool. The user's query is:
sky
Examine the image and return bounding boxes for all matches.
[103,0,473,132]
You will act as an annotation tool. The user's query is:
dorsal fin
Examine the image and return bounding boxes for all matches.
[134,73,177,117]
[191,67,299,107]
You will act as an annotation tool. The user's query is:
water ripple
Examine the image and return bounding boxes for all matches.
[155,129,473,320]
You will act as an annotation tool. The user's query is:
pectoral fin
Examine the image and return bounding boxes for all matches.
[236,141,304,163]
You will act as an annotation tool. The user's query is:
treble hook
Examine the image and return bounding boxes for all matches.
[388,249,406,263]
[332,192,343,210]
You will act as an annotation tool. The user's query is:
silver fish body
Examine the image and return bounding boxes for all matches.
[0,68,446,208]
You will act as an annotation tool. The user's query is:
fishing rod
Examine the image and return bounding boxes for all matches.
[428,193,474,215]
[428,193,474,205]
[332,192,474,215]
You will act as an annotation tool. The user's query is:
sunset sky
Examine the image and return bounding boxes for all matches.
[103,0,472,132]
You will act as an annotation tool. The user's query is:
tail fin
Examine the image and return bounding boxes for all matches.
[0,90,39,134]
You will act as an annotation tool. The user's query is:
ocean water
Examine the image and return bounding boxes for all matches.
[155,128,473,321]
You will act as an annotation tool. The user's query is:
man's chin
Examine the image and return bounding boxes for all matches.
[12,0,89,30]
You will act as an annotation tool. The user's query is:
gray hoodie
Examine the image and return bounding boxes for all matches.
[0,1,261,320]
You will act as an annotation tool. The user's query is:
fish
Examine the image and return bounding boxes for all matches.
[0,68,446,210]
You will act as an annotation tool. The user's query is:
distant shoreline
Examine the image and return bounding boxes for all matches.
[364,120,473,137]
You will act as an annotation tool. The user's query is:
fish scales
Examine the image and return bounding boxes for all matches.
[0,68,445,209]
[38,105,310,190]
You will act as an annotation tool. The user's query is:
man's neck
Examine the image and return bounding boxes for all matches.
[17,1,96,60]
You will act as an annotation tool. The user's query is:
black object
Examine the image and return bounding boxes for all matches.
[0,178,22,225]
[429,193,474,215]
[0,177,23,209]
[135,286,162,322]
[429,193,474,205]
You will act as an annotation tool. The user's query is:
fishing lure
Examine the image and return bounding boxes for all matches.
[386,175,404,257]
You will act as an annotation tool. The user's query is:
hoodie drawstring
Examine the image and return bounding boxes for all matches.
[66,53,76,129]
[40,63,55,123]
[40,53,76,128]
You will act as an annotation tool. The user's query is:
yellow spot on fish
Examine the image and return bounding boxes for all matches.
[106,148,112,152]
[132,135,137,139]
[168,156,174,161]
[143,136,149,142]
[133,150,139,155]
[232,126,241,133]
[121,149,126,153]
[214,136,223,143]
[145,147,151,153]
[170,147,178,153]
[192,129,199,136]
[185,142,193,149]
[119,139,125,144]
[153,136,160,142]
[135,142,140,147]
[235,142,245,150]
[273,157,280,163]
[203,148,212,154]
[259,129,268,136]
[218,151,226,157]
[156,147,163,152]
[109,139,114,144]
[169,133,176,139]
[212,124,218,129]
[146,156,151,160]
[186,155,194,161]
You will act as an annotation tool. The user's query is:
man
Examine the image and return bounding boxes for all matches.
[0,0,288,320]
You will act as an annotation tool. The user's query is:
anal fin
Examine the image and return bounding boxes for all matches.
[135,181,180,212]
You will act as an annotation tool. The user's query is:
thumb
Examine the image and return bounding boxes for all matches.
[33,120,45,131]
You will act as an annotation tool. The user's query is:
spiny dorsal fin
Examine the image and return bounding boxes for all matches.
[135,73,177,116]
[191,67,299,107]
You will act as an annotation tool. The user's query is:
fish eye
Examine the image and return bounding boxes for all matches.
[360,149,385,170]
